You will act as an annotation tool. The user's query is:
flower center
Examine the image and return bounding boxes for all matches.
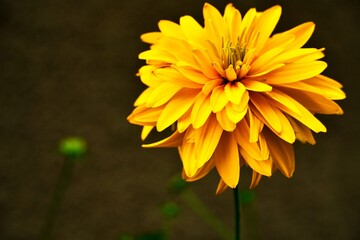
[221,41,246,69]
[221,41,251,82]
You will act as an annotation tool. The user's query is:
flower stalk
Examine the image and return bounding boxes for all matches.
[39,137,86,240]
[39,157,75,240]
[233,187,241,240]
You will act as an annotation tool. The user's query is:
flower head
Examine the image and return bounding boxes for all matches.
[128,3,345,193]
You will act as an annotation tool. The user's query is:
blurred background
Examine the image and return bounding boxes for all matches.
[0,0,359,239]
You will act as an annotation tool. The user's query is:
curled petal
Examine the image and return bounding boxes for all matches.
[250,171,263,189]
[143,131,184,148]
[240,149,272,176]
[183,157,215,182]
[216,108,236,131]
[264,129,295,178]
[216,178,229,195]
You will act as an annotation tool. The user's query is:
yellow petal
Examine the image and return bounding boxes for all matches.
[249,171,263,189]
[281,87,343,115]
[315,74,343,88]
[140,32,162,44]
[234,120,269,161]
[285,22,315,50]
[240,149,272,176]
[157,89,199,131]
[238,8,257,45]
[224,4,242,46]
[143,131,183,148]
[138,65,162,87]
[247,109,264,142]
[249,5,282,52]
[141,126,154,140]
[210,85,229,112]
[251,96,295,143]
[250,93,282,132]
[202,78,223,95]
[265,61,327,85]
[179,133,197,177]
[192,49,219,79]
[247,63,285,78]
[195,115,224,169]
[264,130,295,178]
[249,47,284,73]
[155,38,195,64]
[180,15,207,45]
[177,108,192,133]
[154,67,203,89]
[184,157,215,182]
[174,66,209,84]
[191,93,212,129]
[158,20,184,38]
[287,116,316,145]
[231,90,249,112]
[242,79,272,92]
[261,32,295,54]
[265,89,302,115]
[225,65,238,81]
[283,75,346,100]
[128,105,164,126]
[214,132,240,188]
[225,102,247,124]
[224,82,246,104]
[212,61,226,78]
[146,82,182,107]
[139,49,176,63]
[134,87,153,106]
[203,3,226,48]
[265,90,326,133]
[273,48,324,64]
[216,178,228,195]
[271,107,296,143]
[242,48,255,66]
[216,108,236,131]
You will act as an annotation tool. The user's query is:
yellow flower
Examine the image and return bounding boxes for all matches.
[128,3,345,194]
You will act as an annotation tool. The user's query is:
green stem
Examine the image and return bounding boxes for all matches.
[162,218,173,240]
[39,158,75,240]
[234,187,241,240]
[180,189,231,240]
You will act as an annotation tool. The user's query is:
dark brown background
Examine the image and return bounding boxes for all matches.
[0,0,359,239]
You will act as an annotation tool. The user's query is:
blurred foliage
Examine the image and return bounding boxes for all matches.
[161,202,180,219]
[167,174,188,194]
[240,189,255,204]
[118,174,256,240]
[118,232,165,240]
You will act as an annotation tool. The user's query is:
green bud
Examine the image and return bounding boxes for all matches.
[59,137,87,160]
